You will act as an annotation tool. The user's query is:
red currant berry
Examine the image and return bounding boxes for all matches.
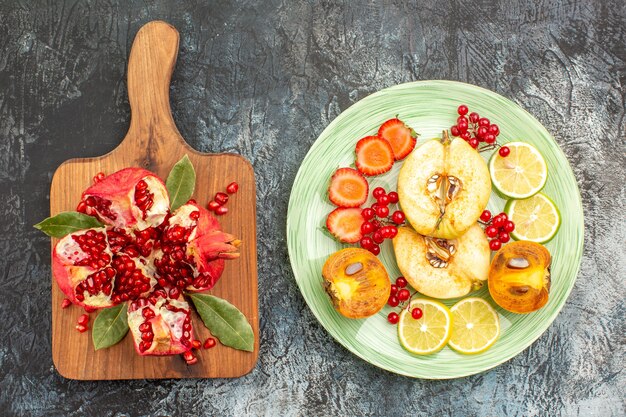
[226,182,239,194]
[477,126,488,138]
[485,134,496,144]
[411,307,423,320]
[396,277,408,288]
[371,220,382,231]
[469,112,480,123]
[388,295,399,307]
[492,216,505,228]
[489,239,502,251]
[499,146,510,157]
[387,191,399,203]
[397,289,410,301]
[391,210,405,224]
[460,132,471,140]
[377,194,390,206]
[503,221,515,233]
[489,124,500,136]
[380,226,392,239]
[469,138,479,148]
[485,226,499,238]
[371,202,380,212]
[360,236,374,249]
[451,126,460,136]
[372,187,386,198]
[387,226,398,238]
[499,232,510,243]
[390,284,398,295]
[369,244,380,255]
[478,117,490,127]
[457,104,469,116]
[361,221,374,234]
[361,208,375,220]
[387,312,399,324]
[376,205,389,218]
[480,210,492,222]
[372,231,384,244]
[458,121,468,133]
[457,115,467,124]
[499,212,508,221]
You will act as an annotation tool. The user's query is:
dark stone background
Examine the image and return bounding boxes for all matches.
[0,0,624,416]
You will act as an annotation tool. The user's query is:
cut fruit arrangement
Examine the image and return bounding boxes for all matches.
[320,105,562,356]
[36,156,254,365]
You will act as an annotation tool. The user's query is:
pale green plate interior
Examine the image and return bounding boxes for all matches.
[286,80,584,379]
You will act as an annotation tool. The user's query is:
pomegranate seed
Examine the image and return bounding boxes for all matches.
[387,191,399,203]
[142,307,155,319]
[76,324,88,333]
[215,206,228,216]
[499,146,510,157]
[139,322,151,332]
[390,284,398,295]
[490,239,502,251]
[457,104,469,115]
[169,287,180,299]
[397,289,410,301]
[93,172,105,184]
[76,201,87,213]
[226,182,239,194]
[387,312,399,324]
[411,307,423,320]
[141,331,154,342]
[183,351,197,365]
[387,295,399,307]
[192,339,202,349]
[189,211,200,220]
[480,210,492,222]
[396,277,408,288]
[207,200,221,211]
[77,314,89,326]
[203,337,216,349]
[372,187,386,198]
[214,192,229,205]
[61,299,72,309]
[361,208,375,220]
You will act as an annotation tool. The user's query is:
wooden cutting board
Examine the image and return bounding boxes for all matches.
[49,21,259,380]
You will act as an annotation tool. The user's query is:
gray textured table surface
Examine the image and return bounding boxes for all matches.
[0,0,624,416]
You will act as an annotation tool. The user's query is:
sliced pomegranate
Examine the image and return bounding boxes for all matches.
[127,294,194,356]
[77,168,169,230]
[53,228,116,309]
[156,202,240,292]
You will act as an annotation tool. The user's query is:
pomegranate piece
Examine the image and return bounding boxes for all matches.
[127,295,194,356]
[78,168,169,230]
[53,228,117,309]
[156,203,240,292]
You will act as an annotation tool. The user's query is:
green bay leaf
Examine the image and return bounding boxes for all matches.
[92,304,129,350]
[189,293,254,352]
[33,212,104,238]
[166,154,196,211]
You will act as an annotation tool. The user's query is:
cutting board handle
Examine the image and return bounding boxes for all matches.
[118,21,185,156]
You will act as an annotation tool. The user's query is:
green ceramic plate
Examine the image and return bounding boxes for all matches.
[286,80,584,379]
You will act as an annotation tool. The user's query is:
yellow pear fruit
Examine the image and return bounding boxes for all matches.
[392,224,490,299]
[398,131,491,239]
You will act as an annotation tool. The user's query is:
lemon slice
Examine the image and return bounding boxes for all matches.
[505,193,561,243]
[448,297,500,354]
[398,299,452,355]
[489,142,547,198]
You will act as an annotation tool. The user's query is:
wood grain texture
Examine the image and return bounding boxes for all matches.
[50,21,259,380]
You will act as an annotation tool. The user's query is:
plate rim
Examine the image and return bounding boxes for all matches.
[287,79,584,379]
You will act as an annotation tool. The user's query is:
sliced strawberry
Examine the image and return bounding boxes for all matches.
[378,118,417,160]
[328,168,369,207]
[355,136,394,176]
[326,207,363,243]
